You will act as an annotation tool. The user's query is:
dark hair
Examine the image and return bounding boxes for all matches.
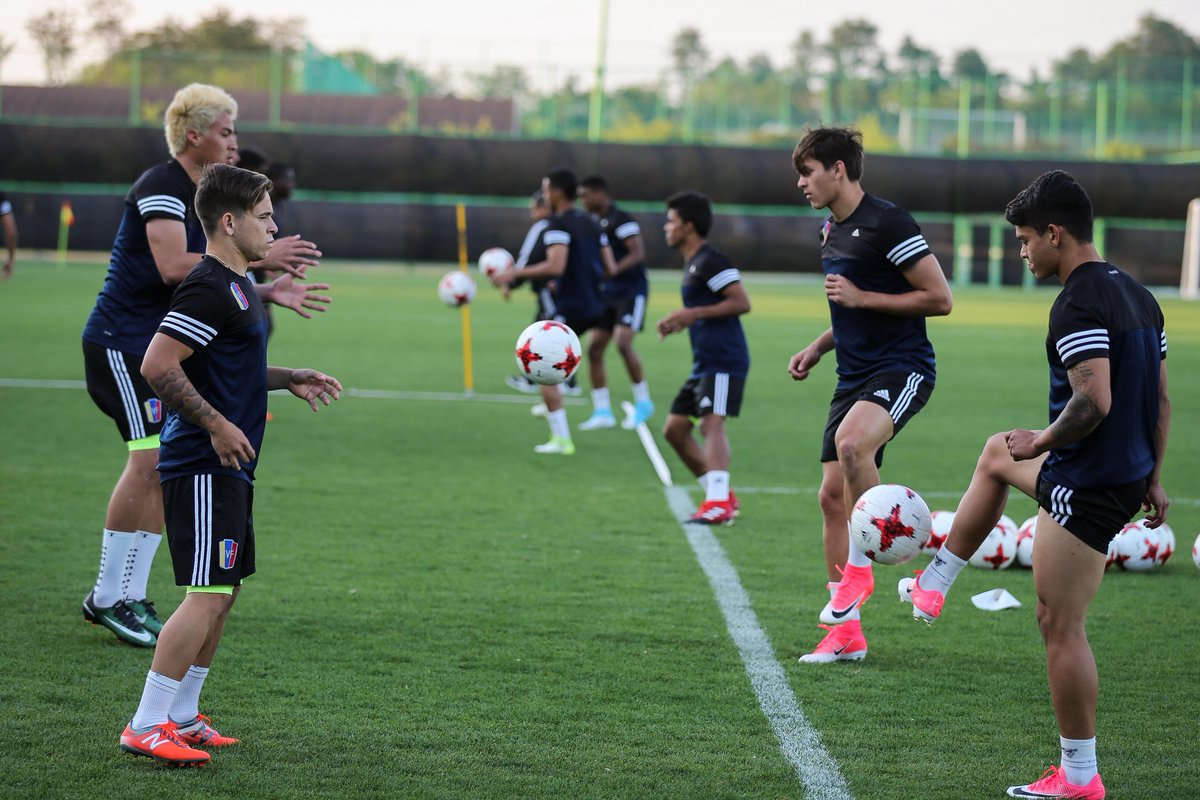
[792,126,864,181]
[666,190,712,237]
[265,161,293,181]
[236,145,270,175]
[580,174,609,193]
[546,168,577,200]
[1004,170,1094,242]
[195,163,272,236]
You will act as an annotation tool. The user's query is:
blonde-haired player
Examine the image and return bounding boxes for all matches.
[81,84,330,647]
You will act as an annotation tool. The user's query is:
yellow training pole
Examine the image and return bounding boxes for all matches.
[455,203,474,396]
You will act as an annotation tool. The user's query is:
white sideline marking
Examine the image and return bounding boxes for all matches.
[665,486,853,800]
[621,400,672,486]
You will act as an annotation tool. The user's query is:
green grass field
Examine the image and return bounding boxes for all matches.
[1,256,1197,800]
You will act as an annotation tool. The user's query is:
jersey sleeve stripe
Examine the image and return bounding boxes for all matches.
[614,221,641,239]
[886,235,926,262]
[707,268,741,292]
[1161,331,1168,354]
[137,195,187,218]
[599,232,610,247]
[1057,335,1109,362]
[887,237,930,265]
[544,230,571,246]
[1056,328,1108,349]
[160,312,217,346]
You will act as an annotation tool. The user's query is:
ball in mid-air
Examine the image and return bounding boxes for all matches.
[514,320,582,386]
[850,484,932,565]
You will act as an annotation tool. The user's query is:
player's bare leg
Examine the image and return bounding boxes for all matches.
[816,402,891,626]
[580,329,616,430]
[663,413,706,477]
[616,324,654,429]
[901,435,1044,622]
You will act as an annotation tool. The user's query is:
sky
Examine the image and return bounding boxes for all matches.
[4,0,1199,89]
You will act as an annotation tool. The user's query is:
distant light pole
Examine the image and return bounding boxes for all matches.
[587,0,610,142]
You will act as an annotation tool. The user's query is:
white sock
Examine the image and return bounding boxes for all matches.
[697,473,710,491]
[93,530,136,607]
[705,470,730,502]
[632,381,651,404]
[845,522,873,568]
[548,409,570,439]
[131,670,181,730]
[169,665,210,726]
[591,387,611,413]
[918,545,968,595]
[125,531,162,602]
[1060,736,1098,785]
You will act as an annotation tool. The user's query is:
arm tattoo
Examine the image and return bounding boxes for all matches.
[1051,362,1105,443]
[150,365,221,429]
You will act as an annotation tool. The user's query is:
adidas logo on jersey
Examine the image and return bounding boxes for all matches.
[851,228,861,237]
[873,388,891,401]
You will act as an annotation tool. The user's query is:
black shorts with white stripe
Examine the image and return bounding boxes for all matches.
[669,372,745,419]
[596,291,648,333]
[82,339,166,443]
[820,370,934,465]
[163,473,256,587]
[1036,473,1147,554]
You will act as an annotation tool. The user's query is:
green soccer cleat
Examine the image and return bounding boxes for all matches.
[82,591,156,647]
[127,598,165,636]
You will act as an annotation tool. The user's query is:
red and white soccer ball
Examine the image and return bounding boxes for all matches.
[477,247,514,279]
[438,271,476,307]
[514,320,582,386]
[923,510,954,555]
[1193,531,1200,569]
[1156,522,1175,566]
[1113,519,1161,572]
[850,484,932,566]
[969,514,1018,570]
[1015,515,1038,568]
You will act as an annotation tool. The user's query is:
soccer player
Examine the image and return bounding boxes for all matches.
[657,191,751,525]
[576,175,654,431]
[0,190,17,280]
[492,169,615,454]
[787,126,953,663]
[81,83,330,647]
[119,162,342,765]
[898,170,1169,799]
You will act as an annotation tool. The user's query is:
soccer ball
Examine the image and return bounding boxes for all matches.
[1193,532,1200,569]
[1113,519,1160,571]
[1156,522,1175,565]
[477,247,514,279]
[923,510,954,555]
[514,320,582,386]
[438,271,476,307]
[969,515,1018,569]
[1015,515,1038,568]
[849,484,932,566]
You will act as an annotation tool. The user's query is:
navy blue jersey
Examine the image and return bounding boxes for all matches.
[83,160,207,355]
[820,193,936,389]
[542,208,606,322]
[511,218,551,292]
[1041,262,1165,489]
[155,257,270,484]
[594,203,648,297]
[681,244,749,378]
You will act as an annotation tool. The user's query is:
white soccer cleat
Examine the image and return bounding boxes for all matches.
[577,410,616,430]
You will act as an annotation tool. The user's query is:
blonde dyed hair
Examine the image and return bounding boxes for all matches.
[163,83,238,156]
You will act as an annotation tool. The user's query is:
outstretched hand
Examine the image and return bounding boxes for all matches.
[268,274,332,319]
[287,369,343,411]
[258,234,322,279]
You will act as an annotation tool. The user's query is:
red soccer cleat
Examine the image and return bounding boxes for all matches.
[120,722,211,766]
